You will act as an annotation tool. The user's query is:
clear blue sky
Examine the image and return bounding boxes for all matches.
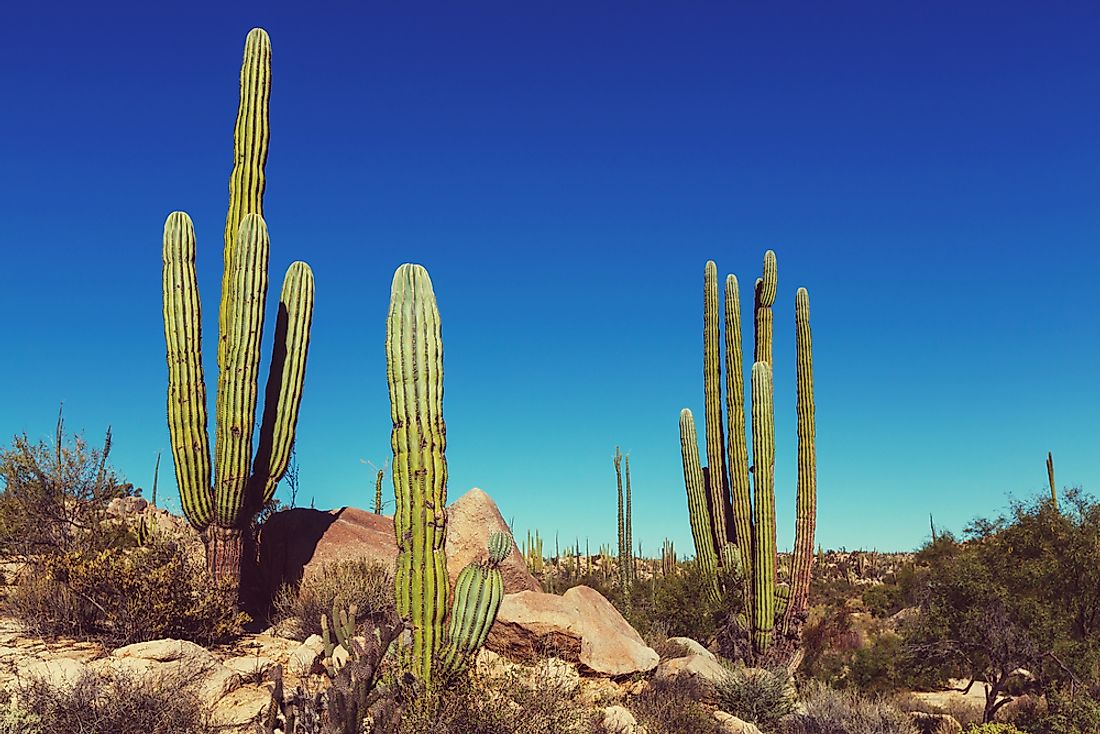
[1,2,1097,554]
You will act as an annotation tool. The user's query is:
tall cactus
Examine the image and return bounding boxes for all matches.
[624,452,634,585]
[614,446,626,585]
[678,251,817,661]
[1047,451,1059,511]
[386,264,449,684]
[162,28,313,589]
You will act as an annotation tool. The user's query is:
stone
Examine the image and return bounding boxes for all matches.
[532,657,581,694]
[19,658,88,690]
[258,488,540,598]
[105,638,240,706]
[222,654,277,680]
[714,710,764,734]
[212,683,277,733]
[287,634,325,676]
[654,654,729,699]
[602,704,645,734]
[666,636,716,661]
[488,585,659,677]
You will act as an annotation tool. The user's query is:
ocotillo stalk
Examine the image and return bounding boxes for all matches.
[625,453,634,584]
[704,261,732,552]
[1047,452,1058,511]
[751,362,776,654]
[386,264,448,684]
[725,273,753,596]
[679,409,719,600]
[374,468,384,514]
[614,447,625,584]
[783,288,816,635]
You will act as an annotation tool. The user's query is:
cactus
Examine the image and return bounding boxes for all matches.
[614,447,626,585]
[162,29,314,589]
[386,264,448,684]
[440,532,510,674]
[524,529,544,575]
[1047,451,1059,511]
[374,467,384,515]
[320,602,358,677]
[136,452,160,547]
[661,538,677,576]
[678,251,817,660]
[625,453,634,585]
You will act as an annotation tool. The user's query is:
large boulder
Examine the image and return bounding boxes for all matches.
[488,585,659,677]
[655,653,729,700]
[95,639,241,707]
[259,488,539,596]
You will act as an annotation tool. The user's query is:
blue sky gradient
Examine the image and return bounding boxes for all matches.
[1,2,1097,554]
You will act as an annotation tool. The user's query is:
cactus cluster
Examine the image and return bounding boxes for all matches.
[523,529,544,575]
[162,28,315,586]
[679,252,816,659]
[661,538,677,577]
[614,447,635,587]
[384,264,508,684]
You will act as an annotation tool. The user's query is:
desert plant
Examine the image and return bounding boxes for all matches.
[715,665,798,730]
[627,678,724,734]
[785,682,918,734]
[679,252,817,663]
[965,725,1028,734]
[272,559,395,639]
[11,666,216,734]
[161,28,315,592]
[439,531,511,674]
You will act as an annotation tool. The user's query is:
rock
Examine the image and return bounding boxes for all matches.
[258,488,540,598]
[222,655,276,680]
[488,585,659,677]
[602,704,645,734]
[212,683,277,732]
[445,488,540,593]
[666,636,716,661]
[19,658,88,690]
[105,639,240,706]
[908,712,963,734]
[287,635,325,676]
[106,496,148,516]
[655,654,729,699]
[533,657,581,694]
[714,710,763,734]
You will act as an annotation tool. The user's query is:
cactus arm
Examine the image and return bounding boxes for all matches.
[703,261,732,551]
[213,214,269,527]
[386,264,449,684]
[442,563,504,674]
[219,27,271,370]
[679,409,720,600]
[162,211,214,530]
[250,261,315,507]
[751,362,776,653]
[784,288,817,634]
[753,250,777,366]
[724,273,754,596]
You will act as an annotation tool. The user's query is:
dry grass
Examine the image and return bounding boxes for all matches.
[273,559,394,640]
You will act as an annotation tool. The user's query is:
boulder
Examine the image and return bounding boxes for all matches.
[655,654,729,700]
[602,704,645,734]
[666,636,715,661]
[287,634,325,676]
[258,488,540,597]
[488,585,659,677]
[103,639,240,706]
[714,710,763,734]
[212,684,277,733]
[19,658,88,690]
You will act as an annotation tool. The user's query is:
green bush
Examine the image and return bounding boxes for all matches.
[862,584,904,618]
[965,725,1028,734]
[714,666,797,730]
[272,558,395,639]
[5,538,245,645]
[784,682,918,734]
[1013,688,1100,734]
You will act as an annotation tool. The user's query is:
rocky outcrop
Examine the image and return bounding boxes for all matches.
[488,585,659,677]
[258,487,540,597]
[714,710,764,734]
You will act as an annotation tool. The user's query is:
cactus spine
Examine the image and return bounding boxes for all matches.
[679,251,817,660]
[162,29,314,588]
[386,264,448,684]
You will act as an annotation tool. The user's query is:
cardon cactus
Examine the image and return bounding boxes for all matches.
[440,531,511,674]
[678,251,817,660]
[161,28,313,590]
[386,263,449,683]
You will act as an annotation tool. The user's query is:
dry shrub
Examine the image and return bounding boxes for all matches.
[628,678,723,734]
[785,682,918,734]
[10,666,216,734]
[273,559,394,639]
[6,538,245,645]
[715,666,798,730]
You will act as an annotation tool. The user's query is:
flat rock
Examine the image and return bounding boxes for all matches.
[105,638,240,706]
[258,488,540,597]
[655,654,729,699]
[666,636,715,661]
[488,585,659,677]
[212,683,277,732]
[19,658,88,690]
[714,710,763,734]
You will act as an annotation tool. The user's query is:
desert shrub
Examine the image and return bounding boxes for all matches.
[372,666,593,734]
[628,678,723,734]
[6,538,244,645]
[273,558,395,639]
[1012,688,1100,734]
[11,666,216,734]
[785,682,918,734]
[862,583,904,618]
[965,725,1028,733]
[715,666,797,730]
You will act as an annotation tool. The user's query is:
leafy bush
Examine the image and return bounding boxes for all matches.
[862,583,904,618]
[784,682,918,734]
[5,538,245,645]
[714,666,797,730]
[1012,688,1100,734]
[10,666,216,734]
[627,678,723,734]
[273,558,395,639]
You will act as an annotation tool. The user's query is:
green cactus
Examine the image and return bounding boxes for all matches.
[162,29,314,589]
[386,263,449,684]
[374,467,385,515]
[440,531,510,674]
[614,447,626,585]
[678,251,817,660]
[1047,451,1059,511]
[524,529,544,575]
[625,453,634,585]
[321,602,358,677]
[661,538,677,576]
